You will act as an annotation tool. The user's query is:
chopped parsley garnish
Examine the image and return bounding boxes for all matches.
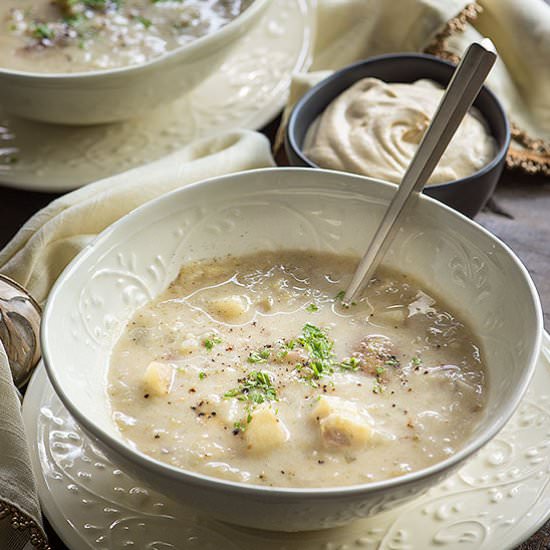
[233,420,246,433]
[198,371,206,380]
[411,356,422,366]
[275,339,297,361]
[63,13,85,27]
[339,357,360,371]
[334,290,356,307]
[306,303,319,313]
[33,24,55,40]
[135,15,152,28]
[385,357,400,368]
[375,366,386,375]
[225,371,277,434]
[247,348,271,364]
[224,371,278,405]
[83,0,121,9]
[280,324,365,379]
[203,336,222,351]
[372,382,383,394]
[297,323,335,379]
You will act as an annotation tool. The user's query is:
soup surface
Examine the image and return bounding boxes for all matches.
[108,251,487,488]
[0,0,251,73]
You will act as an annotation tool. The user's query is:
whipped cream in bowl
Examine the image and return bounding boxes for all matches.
[285,54,511,217]
[303,77,496,186]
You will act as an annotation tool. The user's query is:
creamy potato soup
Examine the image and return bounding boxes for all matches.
[0,0,251,73]
[108,251,486,488]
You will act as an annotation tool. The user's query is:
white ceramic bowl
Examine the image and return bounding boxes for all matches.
[0,0,269,125]
[42,168,543,531]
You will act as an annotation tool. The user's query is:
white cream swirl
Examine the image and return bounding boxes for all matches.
[304,78,496,185]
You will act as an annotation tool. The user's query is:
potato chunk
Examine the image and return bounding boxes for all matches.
[319,412,374,448]
[312,396,375,449]
[245,406,289,454]
[143,361,174,397]
[208,295,249,321]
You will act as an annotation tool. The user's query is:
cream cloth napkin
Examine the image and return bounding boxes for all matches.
[277,0,550,172]
[459,0,550,141]
[0,340,44,550]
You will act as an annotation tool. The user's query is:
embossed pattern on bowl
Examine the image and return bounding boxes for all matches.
[41,168,543,531]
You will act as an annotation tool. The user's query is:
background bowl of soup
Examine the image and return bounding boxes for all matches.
[0,0,270,125]
[41,167,542,531]
[285,54,511,218]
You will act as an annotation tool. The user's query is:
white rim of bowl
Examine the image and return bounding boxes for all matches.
[0,0,270,80]
[41,167,544,499]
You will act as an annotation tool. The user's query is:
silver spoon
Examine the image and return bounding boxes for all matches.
[343,41,497,305]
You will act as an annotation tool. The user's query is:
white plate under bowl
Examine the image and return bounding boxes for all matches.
[22,332,550,549]
[0,0,314,192]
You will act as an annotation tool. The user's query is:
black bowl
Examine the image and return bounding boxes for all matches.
[285,53,510,218]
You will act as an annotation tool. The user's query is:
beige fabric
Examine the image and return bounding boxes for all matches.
[311,0,470,70]
[0,341,46,549]
[0,130,274,305]
[454,0,550,141]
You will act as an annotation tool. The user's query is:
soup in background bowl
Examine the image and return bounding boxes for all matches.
[42,168,542,531]
[0,0,253,74]
[0,0,269,124]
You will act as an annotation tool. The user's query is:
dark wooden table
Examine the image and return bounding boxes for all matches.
[1,118,548,549]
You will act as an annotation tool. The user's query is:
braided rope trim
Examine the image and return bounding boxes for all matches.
[508,124,550,176]
[424,3,482,63]
[0,501,51,550]
[424,2,550,177]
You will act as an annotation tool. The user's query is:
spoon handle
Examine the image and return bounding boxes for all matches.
[343,41,496,304]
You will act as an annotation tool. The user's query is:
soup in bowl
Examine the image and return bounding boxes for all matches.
[42,168,542,531]
[0,0,269,124]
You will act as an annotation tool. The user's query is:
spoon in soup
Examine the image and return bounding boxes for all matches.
[343,41,497,306]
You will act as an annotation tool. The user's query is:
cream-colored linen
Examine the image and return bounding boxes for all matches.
[311,0,470,70]
[453,0,550,141]
[0,130,274,305]
[0,342,46,550]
